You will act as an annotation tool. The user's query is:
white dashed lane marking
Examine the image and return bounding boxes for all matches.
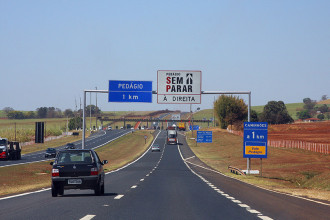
[114,195,124,200]
[80,214,96,220]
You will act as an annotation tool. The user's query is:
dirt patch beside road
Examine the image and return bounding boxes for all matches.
[268,121,330,144]
[186,128,330,201]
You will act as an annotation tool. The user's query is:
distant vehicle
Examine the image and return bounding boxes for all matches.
[107,126,112,130]
[50,149,108,197]
[151,144,160,152]
[120,126,124,129]
[167,130,178,145]
[45,148,57,158]
[0,138,21,160]
[177,122,186,131]
[65,143,75,149]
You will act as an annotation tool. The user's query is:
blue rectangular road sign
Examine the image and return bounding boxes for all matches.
[189,125,200,130]
[243,122,268,158]
[197,131,213,143]
[109,80,152,103]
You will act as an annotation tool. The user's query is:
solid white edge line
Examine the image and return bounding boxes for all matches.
[184,160,330,207]
[177,144,271,219]
[0,130,109,168]
[0,188,50,201]
[0,130,133,201]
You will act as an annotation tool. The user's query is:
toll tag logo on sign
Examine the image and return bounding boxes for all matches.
[157,70,201,104]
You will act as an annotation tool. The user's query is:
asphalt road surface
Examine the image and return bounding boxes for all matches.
[0,129,131,168]
[0,130,329,220]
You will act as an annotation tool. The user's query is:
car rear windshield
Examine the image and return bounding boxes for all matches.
[57,151,93,164]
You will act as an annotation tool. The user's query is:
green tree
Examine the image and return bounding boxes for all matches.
[317,114,325,120]
[86,105,101,116]
[64,109,74,117]
[37,107,48,118]
[214,95,247,129]
[24,111,36,119]
[3,107,14,115]
[317,104,329,113]
[260,101,293,124]
[7,111,25,119]
[296,110,311,120]
[303,98,316,111]
[250,110,259,122]
[68,117,83,130]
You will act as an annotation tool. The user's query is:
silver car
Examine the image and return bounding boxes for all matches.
[151,144,160,152]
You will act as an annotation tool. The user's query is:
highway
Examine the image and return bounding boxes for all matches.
[0,130,329,220]
[0,129,131,168]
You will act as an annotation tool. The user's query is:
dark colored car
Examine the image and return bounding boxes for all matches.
[45,148,57,158]
[65,143,75,149]
[50,149,108,197]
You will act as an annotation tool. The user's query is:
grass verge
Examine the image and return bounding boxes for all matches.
[0,130,154,197]
[22,131,85,155]
[186,128,330,201]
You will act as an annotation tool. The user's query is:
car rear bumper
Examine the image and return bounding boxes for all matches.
[52,176,99,189]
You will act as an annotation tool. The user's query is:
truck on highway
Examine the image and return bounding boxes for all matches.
[0,138,21,160]
[177,122,186,131]
[167,130,178,145]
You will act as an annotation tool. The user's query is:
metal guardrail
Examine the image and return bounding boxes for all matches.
[228,165,246,176]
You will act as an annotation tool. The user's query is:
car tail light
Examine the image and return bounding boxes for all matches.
[52,168,59,177]
[91,167,98,176]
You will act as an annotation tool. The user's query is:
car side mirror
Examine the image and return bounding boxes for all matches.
[50,162,53,165]
[102,160,108,165]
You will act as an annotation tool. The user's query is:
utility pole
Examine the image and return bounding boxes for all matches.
[90,92,92,132]
[95,86,98,130]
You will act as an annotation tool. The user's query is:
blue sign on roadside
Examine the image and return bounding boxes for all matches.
[197,131,213,143]
[109,80,152,103]
[189,125,200,130]
[243,122,268,158]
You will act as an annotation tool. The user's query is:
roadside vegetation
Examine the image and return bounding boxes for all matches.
[186,128,330,201]
[0,118,96,143]
[0,130,154,197]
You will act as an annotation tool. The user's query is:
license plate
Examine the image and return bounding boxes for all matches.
[68,179,82,184]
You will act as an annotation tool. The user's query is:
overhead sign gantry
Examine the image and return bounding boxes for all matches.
[82,70,253,173]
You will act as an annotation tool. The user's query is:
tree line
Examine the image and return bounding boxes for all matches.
[296,97,329,120]
[2,105,101,120]
[214,94,329,130]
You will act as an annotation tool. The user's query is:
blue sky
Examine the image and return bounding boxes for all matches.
[1,0,329,112]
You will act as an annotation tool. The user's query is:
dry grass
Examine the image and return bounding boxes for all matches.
[318,99,330,105]
[96,131,153,171]
[0,130,154,197]
[186,128,330,201]
[21,132,85,155]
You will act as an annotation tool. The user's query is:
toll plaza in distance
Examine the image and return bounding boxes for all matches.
[243,122,268,158]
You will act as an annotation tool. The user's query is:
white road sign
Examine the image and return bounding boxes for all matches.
[157,70,201,104]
